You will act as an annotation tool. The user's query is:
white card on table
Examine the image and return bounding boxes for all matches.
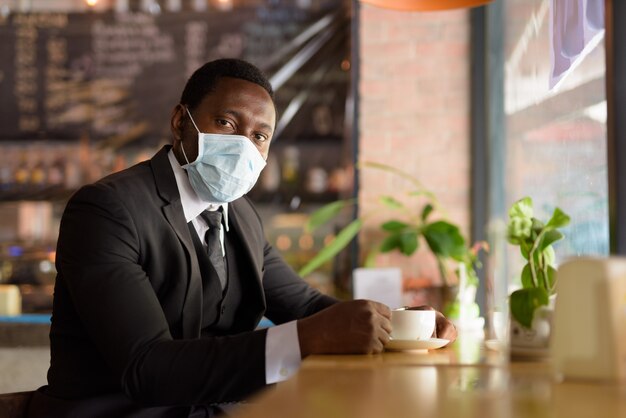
[352,267,403,309]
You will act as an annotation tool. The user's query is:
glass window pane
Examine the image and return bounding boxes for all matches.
[502,0,608,283]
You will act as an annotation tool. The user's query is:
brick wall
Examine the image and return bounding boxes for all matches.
[357,4,471,285]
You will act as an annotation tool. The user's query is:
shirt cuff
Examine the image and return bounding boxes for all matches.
[265,320,301,384]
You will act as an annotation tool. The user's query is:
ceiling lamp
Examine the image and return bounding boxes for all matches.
[360,0,492,12]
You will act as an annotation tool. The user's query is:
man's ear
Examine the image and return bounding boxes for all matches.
[170,104,186,142]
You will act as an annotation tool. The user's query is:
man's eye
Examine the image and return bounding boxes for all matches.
[217,119,233,128]
[254,133,269,142]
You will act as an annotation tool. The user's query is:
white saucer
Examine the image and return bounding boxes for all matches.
[385,338,450,352]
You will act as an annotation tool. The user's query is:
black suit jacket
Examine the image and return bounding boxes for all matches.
[34,146,336,414]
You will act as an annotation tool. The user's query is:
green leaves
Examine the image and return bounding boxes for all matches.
[379,220,418,256]
[507,197,534,245]
[298,219,363,277]
[421,203,434,221]
[546,207,571,230]
[509,197,533,220]
[539,230,564,253]
[546,265,557,292]
[380,230,419,256]
[381,220,409,231]
[507,217,533,244]
[521,263,533,288]
[510,287,549,328]
[305,199,356,233]
[299,161,488,281]
[506,196,570,329]
[422,221,466,261]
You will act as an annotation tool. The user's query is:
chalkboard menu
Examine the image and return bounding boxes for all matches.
[0,4,349,146]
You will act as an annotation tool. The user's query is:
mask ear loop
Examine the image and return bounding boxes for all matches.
[185,106,202,133]
[179,105,201,165]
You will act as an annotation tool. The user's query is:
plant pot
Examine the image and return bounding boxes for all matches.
[509,296,556,359]
[435,285,459,313]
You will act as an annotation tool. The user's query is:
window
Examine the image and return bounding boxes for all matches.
[503,0,608,262]
[485,0,609,313]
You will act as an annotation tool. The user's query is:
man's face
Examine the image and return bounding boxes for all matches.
[171,76,276,163]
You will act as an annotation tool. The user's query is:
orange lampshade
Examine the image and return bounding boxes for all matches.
[360,0,492,11]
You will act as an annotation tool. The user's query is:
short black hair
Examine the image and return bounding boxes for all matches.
[180,59,274,110]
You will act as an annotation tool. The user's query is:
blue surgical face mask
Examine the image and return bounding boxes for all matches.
[180,107,267,203]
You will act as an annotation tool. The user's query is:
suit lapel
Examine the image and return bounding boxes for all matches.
[228,199,266,320]
[151,146,202,338]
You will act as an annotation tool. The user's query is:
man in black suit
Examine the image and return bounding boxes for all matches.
[28,59,456,417]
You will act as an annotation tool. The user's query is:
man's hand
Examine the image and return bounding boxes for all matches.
[297,300,392,357]
[407,305,457,343]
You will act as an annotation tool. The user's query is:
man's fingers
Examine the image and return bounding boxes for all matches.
[438,323,457,341]
[435,313,457,342]
[370,301,392,318]
[380,316,392,334]
[376,329,390,351]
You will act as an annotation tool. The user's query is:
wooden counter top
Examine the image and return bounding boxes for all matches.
[232,337,626,418]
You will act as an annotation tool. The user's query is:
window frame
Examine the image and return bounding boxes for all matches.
[605,0,626,254]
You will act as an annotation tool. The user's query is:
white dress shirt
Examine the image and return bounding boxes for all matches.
[167,150,301,383]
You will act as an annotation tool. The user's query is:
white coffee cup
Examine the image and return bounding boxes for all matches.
[391,309,436,340]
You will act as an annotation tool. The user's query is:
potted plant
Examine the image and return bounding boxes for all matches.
[506,196,570,351]
[298,162,486,322]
